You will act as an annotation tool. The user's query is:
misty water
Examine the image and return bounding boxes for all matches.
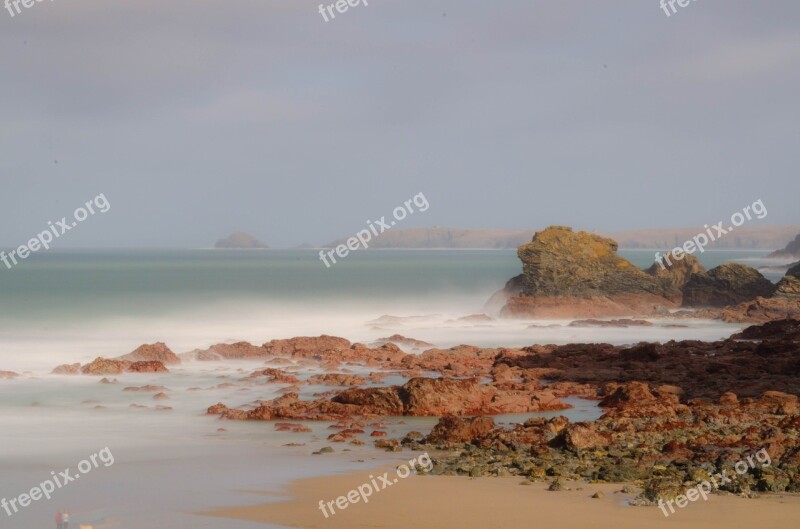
[0,248,792,528]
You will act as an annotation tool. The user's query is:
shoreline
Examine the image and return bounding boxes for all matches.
[203,466,800,529]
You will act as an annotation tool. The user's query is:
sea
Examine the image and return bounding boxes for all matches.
[0,248,794,529]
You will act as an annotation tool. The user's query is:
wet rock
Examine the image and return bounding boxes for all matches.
[117,342,180,365]
[128,361,169,373]
[425,416,496,444]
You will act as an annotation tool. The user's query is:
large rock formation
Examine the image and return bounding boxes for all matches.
[499,226,790,318]
[769,234,800,258]
[515,227,666,298]
[645,252,705,303]
[718,264,800,322]
[502,227,678,318]
[214,231,268,249]
[682,263,776,307]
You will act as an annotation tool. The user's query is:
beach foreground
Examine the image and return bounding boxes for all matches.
[205,466,800,529]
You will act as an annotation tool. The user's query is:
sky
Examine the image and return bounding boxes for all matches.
[1,0,798,248]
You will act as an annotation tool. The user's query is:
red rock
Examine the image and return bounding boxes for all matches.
[0,370,19,379]
[370,430,387,437]
[153,392,169,400]
[307,373,366,386]
[190,341,266,360]
[425,416,496,443]
[81,358,130,375]
[275,422,312,433]
[117,342,180,365]
[248,368,301,384]
[555,422,611,451]
[128,361,169,373]
[332,387,405,415]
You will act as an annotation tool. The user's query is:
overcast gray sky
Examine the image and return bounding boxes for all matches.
[1,0,798,248]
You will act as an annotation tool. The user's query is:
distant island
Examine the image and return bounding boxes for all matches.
[324,225,800,251]
[214,231,269,249]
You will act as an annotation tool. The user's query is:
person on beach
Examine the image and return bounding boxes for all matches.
[62,510,70,529]
[56,510,63,529]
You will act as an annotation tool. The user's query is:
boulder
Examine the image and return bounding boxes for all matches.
[117,342,180,365]
[645,252,706,303]
[515,226,668,298]
[81,358,130,375]
[127,361,169,373]
[425,415,496,444]
[501,227,677,318]
[682,263,776,307]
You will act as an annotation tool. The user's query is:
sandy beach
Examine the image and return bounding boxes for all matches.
[205,465,800,529]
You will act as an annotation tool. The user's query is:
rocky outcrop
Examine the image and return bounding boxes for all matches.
[208,377,568,421]
[645,252,705,302]
[717,265,800,322]
[79,357,168,375]
[117,343,180,365]
[424,415,496,444]
[214,231,268,249]
[500,319,800,400]
[502,227,678,318]
[0,370,19,379]
[307,373,366,386]
[81,358,130,375]
[127,361,169,373]
[682,263,776,307]
[186,341,266,361]
[516,227,668,298]
[775,262,800,296]
[769,234,800,258]
[412,388,800,492]
[499,226,793,320]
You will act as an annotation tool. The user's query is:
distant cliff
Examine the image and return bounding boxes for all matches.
[325,226,800,250]
[769,234,800,258]
[214,232,269,249]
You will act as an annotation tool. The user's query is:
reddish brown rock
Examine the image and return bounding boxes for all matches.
[52,363,81,375]
[554,422,611,451]
[599,382,686,418]
[425,415,496,444]
[248,368,301,384]
[117,342,180,365]
[307,373,366,386]
[81,358,130,375]
[190,341,266,360]
[0,370,20,379]
[332,387,405,415]
[128,361,169,373]
[372,335,435,349]
[274,422,312,433]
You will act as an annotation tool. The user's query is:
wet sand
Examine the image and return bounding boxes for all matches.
[204,466,800,529]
